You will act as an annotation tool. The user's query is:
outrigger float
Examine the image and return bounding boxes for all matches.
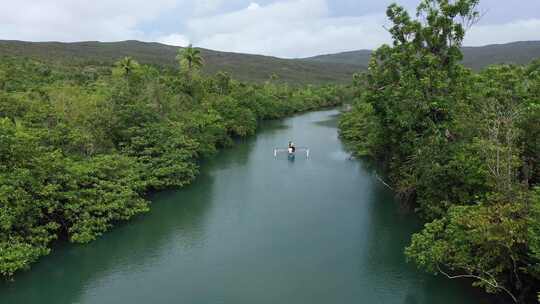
[273,146,310,159]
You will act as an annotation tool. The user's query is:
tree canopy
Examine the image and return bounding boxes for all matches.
[339,0,540,302]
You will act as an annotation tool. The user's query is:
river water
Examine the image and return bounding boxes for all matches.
[0,109,483,304]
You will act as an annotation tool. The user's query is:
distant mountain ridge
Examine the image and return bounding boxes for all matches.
[302,50,373,66]
[1,40,539,84]
[302,41,540,71]
[0,40,362,85]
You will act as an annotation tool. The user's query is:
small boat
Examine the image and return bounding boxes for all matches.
[273,146,310,159]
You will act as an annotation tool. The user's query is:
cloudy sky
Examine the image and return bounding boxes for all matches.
[1,0,539,58]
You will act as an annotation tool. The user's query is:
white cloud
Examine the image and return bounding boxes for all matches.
[247,2,260,10]
[157,33,190,46]
[184,0,540,58]
[465,18,540,46]
[0,0,178,42]
[194,0,225,15]
[0,0,538,58]
[187,0,390,58]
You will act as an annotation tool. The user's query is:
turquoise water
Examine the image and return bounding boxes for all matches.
[0,109,483,303]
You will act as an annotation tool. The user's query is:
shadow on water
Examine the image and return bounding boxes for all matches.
[0,170,217,304]
[207,120,274,172]
[202,141,252,171]
[313,114,340,129]
[258,119,288,131]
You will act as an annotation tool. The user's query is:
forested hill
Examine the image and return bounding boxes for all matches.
[303,41,540,70]
[0,40,362,85]
[1,40,539,84]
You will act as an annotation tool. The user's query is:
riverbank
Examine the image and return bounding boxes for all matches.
[0,56,350,278]
[0,109,483,304]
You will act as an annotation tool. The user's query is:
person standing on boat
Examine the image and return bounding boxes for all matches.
[288,141,296,153]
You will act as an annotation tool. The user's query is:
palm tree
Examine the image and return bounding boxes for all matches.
[115,56,139,77]
[176,45,203,73]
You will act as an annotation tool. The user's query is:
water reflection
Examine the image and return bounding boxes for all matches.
[287,154,295,163]
[206,128,258,171]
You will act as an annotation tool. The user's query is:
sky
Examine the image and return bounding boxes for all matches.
[1,0,539,58]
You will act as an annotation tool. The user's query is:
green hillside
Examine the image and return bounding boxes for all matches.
[303,41,540,70]
[0,40,362,84]
[302,50,372,66]
[1,40,539,84]
[461,41,540,70]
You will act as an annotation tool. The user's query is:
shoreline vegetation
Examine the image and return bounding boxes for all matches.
[0,47,349,279]
[338,0,539,302]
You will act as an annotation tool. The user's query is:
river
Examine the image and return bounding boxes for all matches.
[0,109,484,303]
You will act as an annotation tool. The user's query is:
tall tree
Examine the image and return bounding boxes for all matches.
[176,45,204,74]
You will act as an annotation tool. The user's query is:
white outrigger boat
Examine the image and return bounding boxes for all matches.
[273,146,310,159]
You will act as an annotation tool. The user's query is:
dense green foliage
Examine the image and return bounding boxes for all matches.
[0,54,347,278]
[339,0,540,302]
